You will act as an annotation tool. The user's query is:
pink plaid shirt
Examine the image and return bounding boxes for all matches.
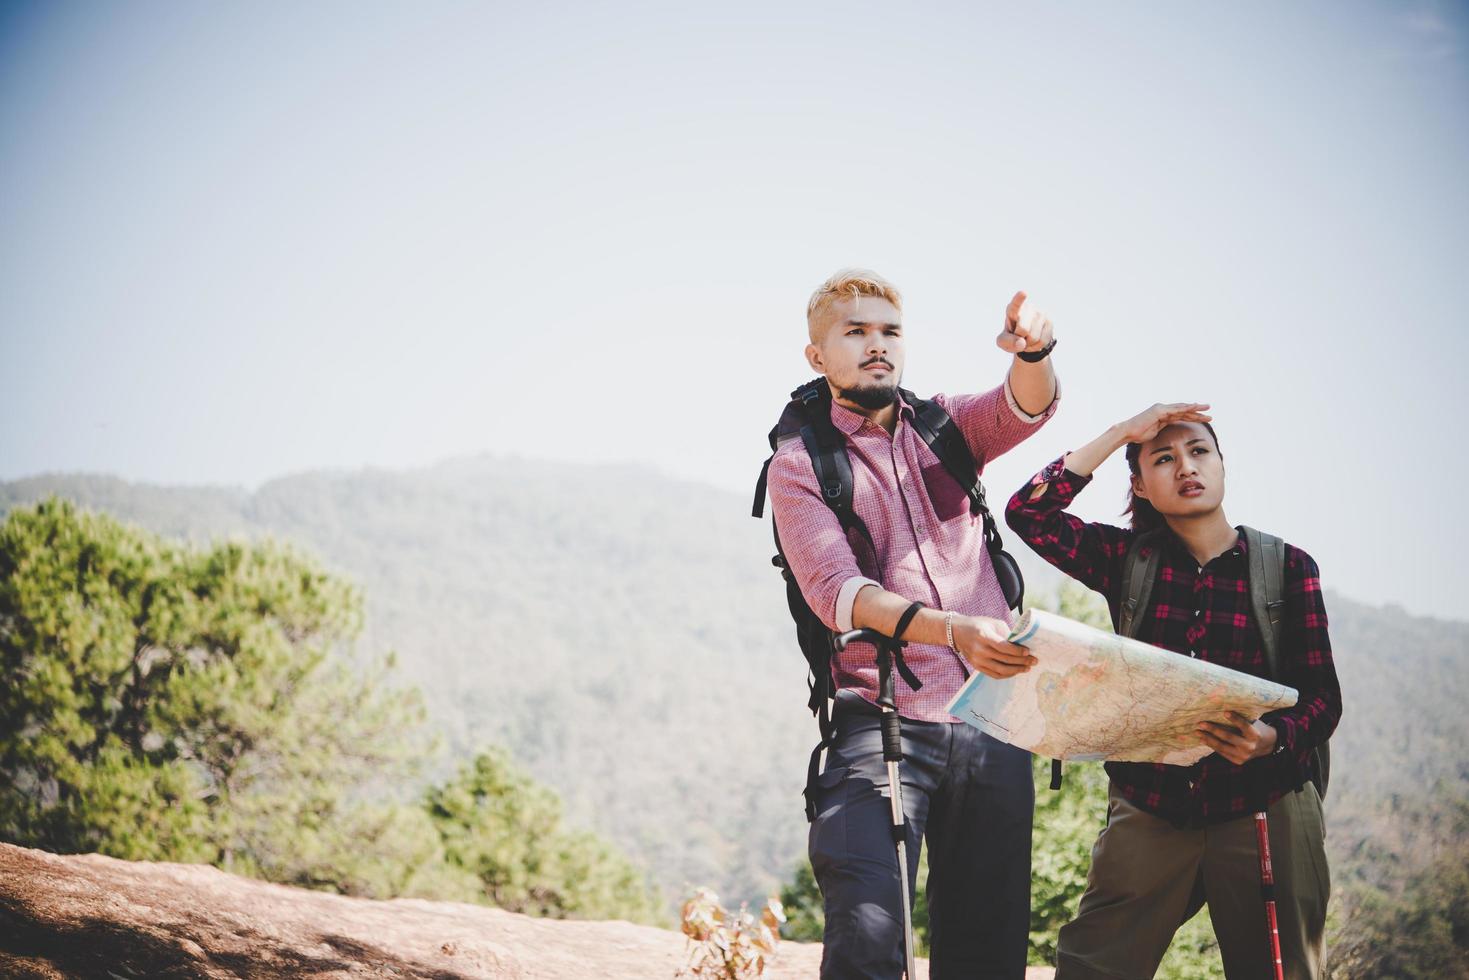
[767,378,1059,722]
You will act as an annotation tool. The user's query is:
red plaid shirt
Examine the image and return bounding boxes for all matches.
[1005,455,1342,826]
[767,380,1057,722]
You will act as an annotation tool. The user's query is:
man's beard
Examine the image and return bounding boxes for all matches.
[836,378,899,410]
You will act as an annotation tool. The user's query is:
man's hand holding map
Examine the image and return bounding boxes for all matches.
[945,608,1298,766]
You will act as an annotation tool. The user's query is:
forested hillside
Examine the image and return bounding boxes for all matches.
[2,460,808,903]
[0,499,663,926]
[5,458,1467,969]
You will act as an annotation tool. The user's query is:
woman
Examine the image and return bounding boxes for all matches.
[1004,402,1341,980]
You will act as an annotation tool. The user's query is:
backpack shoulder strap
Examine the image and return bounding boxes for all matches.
[751,378,872,544]
[1241,525,1328,797]
[1119,528,1166,639]
[1242,526,1286,680]
[904,390,1020,570]
[799,420,872,544]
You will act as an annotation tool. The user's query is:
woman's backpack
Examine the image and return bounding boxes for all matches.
[1118,525,1330,798]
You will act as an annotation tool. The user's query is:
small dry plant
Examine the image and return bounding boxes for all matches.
[676,887,786,979]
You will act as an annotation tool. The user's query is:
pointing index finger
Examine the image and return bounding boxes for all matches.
[1005,290,1027,327]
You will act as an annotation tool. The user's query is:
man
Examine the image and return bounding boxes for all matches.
[767,268,1060,978]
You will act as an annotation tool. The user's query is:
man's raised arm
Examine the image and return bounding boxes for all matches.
[997,290,1058,417]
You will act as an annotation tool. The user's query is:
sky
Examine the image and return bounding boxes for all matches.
[1,1,1466,618]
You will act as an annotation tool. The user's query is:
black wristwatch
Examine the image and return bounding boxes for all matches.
[1017,338,1058,363]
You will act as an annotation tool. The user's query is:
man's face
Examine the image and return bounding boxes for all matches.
[805,295,905,410]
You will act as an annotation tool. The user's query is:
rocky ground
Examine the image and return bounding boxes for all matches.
[0,843,1055,979]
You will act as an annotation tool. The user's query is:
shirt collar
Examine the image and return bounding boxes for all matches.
[1154,525,1248,564]
[829,388,915,435]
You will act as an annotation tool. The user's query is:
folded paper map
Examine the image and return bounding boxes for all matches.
[944,608,1298,766]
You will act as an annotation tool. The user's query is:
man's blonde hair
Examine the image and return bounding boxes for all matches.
[806,268,903,342]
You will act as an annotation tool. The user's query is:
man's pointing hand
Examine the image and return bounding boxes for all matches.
[997,290,1055,355]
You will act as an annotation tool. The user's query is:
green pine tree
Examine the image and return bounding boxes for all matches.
[425,746,663,922]
[0,497,441,893]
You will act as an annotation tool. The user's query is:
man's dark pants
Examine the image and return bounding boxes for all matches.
[810,691,1035,979]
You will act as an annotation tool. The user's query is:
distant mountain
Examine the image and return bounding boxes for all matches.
[4,460,1466,909]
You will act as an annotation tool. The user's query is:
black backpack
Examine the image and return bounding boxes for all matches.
[751,378,1024,820]
[1119,525,1330,799]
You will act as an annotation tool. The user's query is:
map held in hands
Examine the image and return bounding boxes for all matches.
[945,609,1298,766]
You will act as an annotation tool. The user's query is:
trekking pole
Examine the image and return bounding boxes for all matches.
[1253,810,1286,980]
[836,624,920,980]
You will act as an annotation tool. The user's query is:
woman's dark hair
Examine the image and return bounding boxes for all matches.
[1123,421,1222,531]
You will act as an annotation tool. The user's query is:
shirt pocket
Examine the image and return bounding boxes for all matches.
[920,461,970,522]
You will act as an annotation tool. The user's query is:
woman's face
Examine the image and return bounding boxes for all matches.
[1132,422,1225,520]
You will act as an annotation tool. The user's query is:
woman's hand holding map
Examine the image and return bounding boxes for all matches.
[1197,711,1279,765]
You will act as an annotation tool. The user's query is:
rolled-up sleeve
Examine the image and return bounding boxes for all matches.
[935,379,1059,472]
[766,445,874,632]
[1005,455,1133,600]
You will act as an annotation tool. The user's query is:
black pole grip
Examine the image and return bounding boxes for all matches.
[882,706,903,763]
[876,645,896,710]
[877,640,902,761]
